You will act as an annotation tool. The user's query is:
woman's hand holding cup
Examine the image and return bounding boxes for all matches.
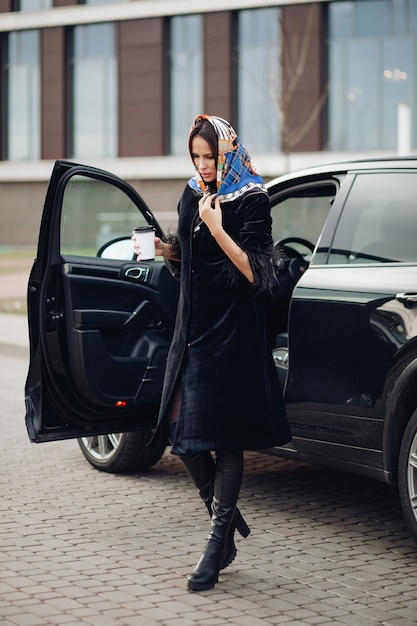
[131,226,156,261]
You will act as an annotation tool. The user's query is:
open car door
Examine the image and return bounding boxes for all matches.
[25,161,179,443]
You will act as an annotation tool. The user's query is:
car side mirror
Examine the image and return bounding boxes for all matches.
[97,237,135,261]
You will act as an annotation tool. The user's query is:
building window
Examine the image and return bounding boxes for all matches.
[69,23,117,159]
[84,0,129,4]
[15,0,52,10]
[170,14,203,156]
[6,30,40,160]
[329,0,416,151]
[237,8,281,153]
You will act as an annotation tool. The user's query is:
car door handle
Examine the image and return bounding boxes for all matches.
[123,301,161,329]
[124,266,150,283]
[396,293,417,307]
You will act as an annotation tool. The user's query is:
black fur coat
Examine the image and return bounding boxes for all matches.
[153,183,291,455]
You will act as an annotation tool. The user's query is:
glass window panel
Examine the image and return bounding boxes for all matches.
[71,24,117,159]
[61,175,148,259]
[170,15,203,156]
[270,183,337,262]
[85,0,128,4]
[7,30,40,160]
[328,0,416,150]
[237,8,280,153]
[329,1,354,39]
[345,39,379,150]
[329,38,381,150]
[382,37,413,149]
[328,173,417,264]
[356,0,389,37]
[410,0,417,35]
[74,23,115,61]
[329,41,347,150]
[392,0,407,34]
[19,0,52,10]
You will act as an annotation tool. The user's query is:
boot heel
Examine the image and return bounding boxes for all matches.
[235,508,250,538]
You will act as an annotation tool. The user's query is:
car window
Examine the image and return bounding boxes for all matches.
[270,182,337,260]
[328,172,417,264]
[60,174,149,259]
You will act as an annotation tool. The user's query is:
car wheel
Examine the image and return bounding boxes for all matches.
[398,408,417,543]
[77,430,166,473]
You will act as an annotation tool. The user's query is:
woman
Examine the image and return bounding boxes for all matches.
[134,115,291,591]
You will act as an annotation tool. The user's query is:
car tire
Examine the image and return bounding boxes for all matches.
[77,430,166,473]
[398,407,417,543]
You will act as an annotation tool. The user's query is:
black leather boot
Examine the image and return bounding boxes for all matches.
[180,451,250,570]
[187,450,244,591]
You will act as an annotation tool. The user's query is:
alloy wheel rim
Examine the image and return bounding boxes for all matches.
[80,433,123,461]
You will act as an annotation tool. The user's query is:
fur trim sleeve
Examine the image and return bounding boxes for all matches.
[163,232,181,278]
[214,244,287,294]
[249,244,287,293]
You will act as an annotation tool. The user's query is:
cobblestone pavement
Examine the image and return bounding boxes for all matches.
[2,349,417,626]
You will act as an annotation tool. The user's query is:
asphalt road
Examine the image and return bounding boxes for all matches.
[1,346,417,625]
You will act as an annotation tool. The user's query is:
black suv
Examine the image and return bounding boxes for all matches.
[25,158,417,543]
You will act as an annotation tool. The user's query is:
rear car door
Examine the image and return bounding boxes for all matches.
[285,167,417,474]
[25,161,179,442]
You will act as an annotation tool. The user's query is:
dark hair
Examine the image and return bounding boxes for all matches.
[188,118,218,164]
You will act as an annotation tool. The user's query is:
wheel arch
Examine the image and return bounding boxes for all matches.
[383,358,417,486]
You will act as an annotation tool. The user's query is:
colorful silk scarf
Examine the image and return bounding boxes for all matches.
[188,114,266,202]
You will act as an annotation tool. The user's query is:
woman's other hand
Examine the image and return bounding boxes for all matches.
[199,193,222,236]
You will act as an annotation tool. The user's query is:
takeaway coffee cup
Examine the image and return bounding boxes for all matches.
[132,225,155,260]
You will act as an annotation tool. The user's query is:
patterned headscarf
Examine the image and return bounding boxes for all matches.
[188,114,265,202]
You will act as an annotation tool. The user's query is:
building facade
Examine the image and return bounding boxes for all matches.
[0,0,416,244]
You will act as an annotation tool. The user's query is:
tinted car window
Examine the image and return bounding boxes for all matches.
[270,183,337,259]
[60,174,149,259]
[328,172,417,264]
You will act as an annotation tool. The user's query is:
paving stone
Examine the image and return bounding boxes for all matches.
[2,614,46,626]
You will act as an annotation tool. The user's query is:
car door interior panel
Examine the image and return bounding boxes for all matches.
[60,259,178,408]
